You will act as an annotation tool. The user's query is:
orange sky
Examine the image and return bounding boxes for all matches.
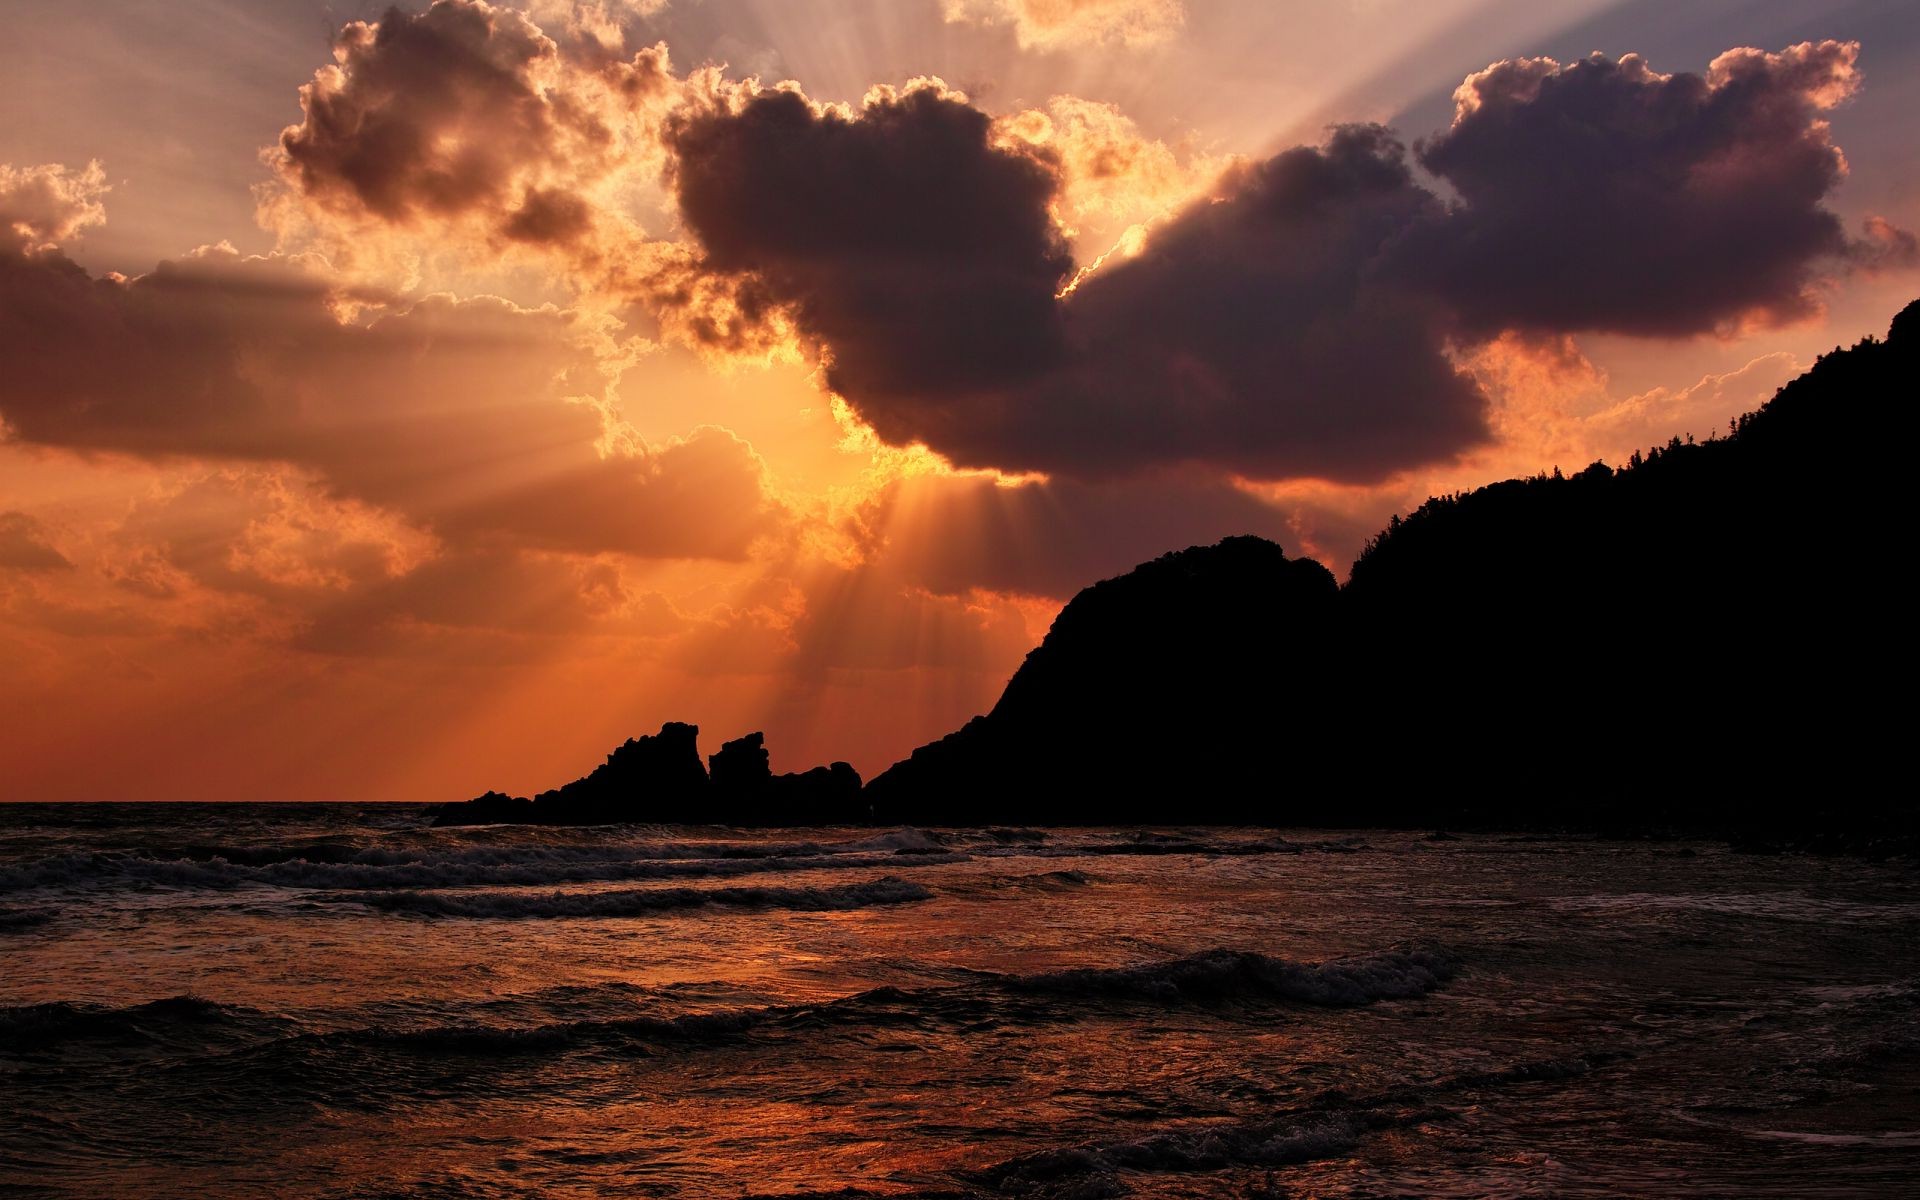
[2,0,1916,800]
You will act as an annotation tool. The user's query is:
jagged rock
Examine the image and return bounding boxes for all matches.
[432,724,862,827]
[709,732,772,795]
[432,722,707,827]
[440,790,534,826]
[772,762,865,825]
[531,721,708,824]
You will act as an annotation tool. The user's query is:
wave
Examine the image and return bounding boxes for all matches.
[973,1049,1599,1192]
[980,1112,1368,1191]
[0,845,970,895]
[0,905,51,931]
[1066,834,1310,857]
[4,945,1454,1073]
[0,825,1326,896]
[337,946,1455,1054]
[1009,947,1454,1006]
[1550,891,1920,925]
[0,995,282,1056]
[343,876,934,919]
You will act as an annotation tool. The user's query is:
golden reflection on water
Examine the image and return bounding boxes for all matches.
[4,812,1919,1197]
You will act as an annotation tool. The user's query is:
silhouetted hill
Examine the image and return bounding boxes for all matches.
[866,536,1340,823]
[431,725,862,827]
[438,300,1915,838]
[867,298,1919,837]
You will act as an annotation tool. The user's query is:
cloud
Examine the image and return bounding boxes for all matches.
[295,547,677,655]
[670,98,1484,481]
[0,161,108,253]
[1392,41,1897,337]
[1590,352,1801,454]
[659,42,1909,485]
[0,243,781,560]
[0,513,73,571]
[980,125,1488,481]
[1852,214,1920,273]
[993,95,1233,248]
[940,0,1185,49]
[266,0,674,282]
[116,469,433,599]
[666,79,1074,411]
[521,0,671,62]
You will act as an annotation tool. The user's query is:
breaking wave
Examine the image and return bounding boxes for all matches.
[0,826,1342,897]
[973,1051,1603,1192]
[0,995,283,1058]
[332,947,1455,1056]
[346,876,934,919]
[0,845,970,894]
[1,947,1455,1068]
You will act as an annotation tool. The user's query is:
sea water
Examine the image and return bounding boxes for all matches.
[2,804,1916,1197]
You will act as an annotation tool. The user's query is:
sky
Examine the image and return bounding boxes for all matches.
[1,0,1915,801]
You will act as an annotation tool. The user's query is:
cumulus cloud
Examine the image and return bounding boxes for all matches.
[941,0,1185,49]
[986,125,1487,481]
[0,513,73,571]
[658,42,1907,485]
[666,79,1074,412]
[521,0,671,62]
[993,95,1232,248]
[0,161,108,253]
[267,0,674,282]
[1393,41,1899,336]
[671,100,1485,481]
[0,243,781,560]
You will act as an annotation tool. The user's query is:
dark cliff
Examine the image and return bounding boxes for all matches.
[867,299,1918,834]
[437,299,1916,836]
[865,536,1341,824]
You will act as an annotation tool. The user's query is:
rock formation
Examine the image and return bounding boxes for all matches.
[438,298,1917,840]
[431,725,862,827]
[867,299,1919,835]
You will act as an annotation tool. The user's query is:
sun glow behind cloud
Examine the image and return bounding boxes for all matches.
[0,0,1916,798]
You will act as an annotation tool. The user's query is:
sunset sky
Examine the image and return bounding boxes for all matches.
[2,0,1916,801]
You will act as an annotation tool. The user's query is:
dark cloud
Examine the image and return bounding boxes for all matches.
[0,512,72,571]
[667,82,1073,405]
[982,125,1485,481]
[0,246,779,560]
[278,1,562,224]
[663,43,1903,484]
[670,89,1484,482]
[1392,41,1886,336]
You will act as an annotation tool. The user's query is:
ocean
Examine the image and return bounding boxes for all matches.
[1,804,1916,1198]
